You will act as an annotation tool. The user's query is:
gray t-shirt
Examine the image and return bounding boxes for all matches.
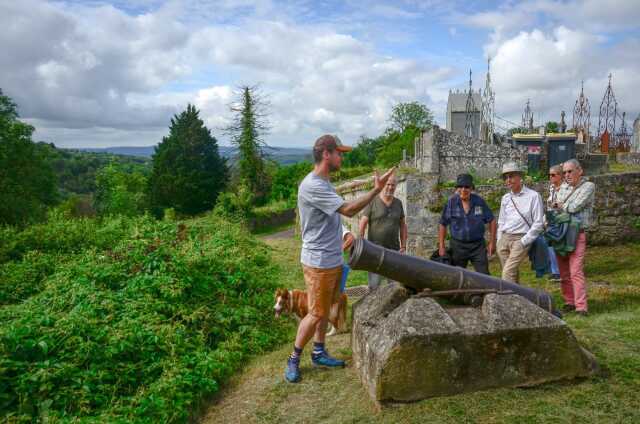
[298,172,345,269]
[362,196,405,250]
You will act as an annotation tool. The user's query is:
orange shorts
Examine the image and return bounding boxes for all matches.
[303,265,343,319]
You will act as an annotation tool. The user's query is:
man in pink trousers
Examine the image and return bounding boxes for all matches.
[556,159,595,316]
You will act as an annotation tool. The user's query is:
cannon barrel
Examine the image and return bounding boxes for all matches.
[349,238,558,315]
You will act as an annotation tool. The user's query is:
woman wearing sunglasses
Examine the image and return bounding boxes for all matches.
[546,164,566,281]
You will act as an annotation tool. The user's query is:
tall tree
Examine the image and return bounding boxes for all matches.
[342,135,383,168]
[389,101,434,133]
[225,86,271,205]
[148,104,228,216]
[0,89,57,226]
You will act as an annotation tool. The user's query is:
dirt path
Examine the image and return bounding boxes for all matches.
[199,333,369,424]
[260,227,295,240]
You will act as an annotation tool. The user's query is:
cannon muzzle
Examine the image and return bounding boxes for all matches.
[349,238,558,315]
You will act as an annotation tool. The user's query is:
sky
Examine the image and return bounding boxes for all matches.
[1,0,639,148]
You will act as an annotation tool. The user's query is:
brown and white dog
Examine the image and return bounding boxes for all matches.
[273,288,347,336]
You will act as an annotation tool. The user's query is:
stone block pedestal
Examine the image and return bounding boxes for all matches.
[351,283,599,404]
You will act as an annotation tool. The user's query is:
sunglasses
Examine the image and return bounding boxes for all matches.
[563,169,575,175]
[549,173,558,177]
[456,185,472,189]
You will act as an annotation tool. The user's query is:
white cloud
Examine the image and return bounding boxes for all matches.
[369,4,421,19]
[1,1,452,148]
[489,26,640,130]
[3,0,639,149]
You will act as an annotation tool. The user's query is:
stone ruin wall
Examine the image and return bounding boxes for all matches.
[338,171,640,258]
[414,126,527,181]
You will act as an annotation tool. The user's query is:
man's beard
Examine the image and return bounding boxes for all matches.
[329,162,340,172]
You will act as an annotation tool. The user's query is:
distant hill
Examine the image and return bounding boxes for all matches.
[75,145,312,165]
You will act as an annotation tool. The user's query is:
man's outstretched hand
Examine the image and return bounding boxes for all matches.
[373,166,396,192]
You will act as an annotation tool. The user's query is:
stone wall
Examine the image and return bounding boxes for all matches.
[248,208,295,232]
[337,172,441,258]
[337,171,640,258]
[576,143,609,175]
[617,152,640,166]
[586,172,640,244]
[414,126,527,181]
[447,173,640,245]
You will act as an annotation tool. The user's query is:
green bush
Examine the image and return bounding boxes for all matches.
[332,165,374,183]
[269,161,312,203]
[252,199,295,220]
[375,127,420,167]
[58,194,96,218]
[0,251,62,305]
[0,210,130,264]
[94,163,147,217]
[213,186,255,221]
[0,214,290,422]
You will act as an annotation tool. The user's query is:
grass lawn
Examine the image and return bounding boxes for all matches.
[201,229,640,423]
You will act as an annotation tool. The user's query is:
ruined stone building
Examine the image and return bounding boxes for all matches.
[446,89,481,139]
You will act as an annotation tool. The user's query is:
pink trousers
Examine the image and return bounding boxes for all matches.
[556,232,588,311]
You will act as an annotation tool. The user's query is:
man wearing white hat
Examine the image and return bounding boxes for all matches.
[496,162,544,283]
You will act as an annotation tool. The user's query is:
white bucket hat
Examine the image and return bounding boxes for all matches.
[501,161,523,176]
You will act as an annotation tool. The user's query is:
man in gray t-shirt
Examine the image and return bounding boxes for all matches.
[298,172,346,269]
[284,134,396,384]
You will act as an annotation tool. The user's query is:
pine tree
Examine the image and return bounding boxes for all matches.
[226,86,271,205]
[148,104,228,216]
[0,89,57,226]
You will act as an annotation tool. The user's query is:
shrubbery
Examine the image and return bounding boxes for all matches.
[94,163,148,216]
[268,161,312,203]
[0,213,291,422]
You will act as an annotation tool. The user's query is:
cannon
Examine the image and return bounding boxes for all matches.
[348,238,598,404]
[348,238,559,316]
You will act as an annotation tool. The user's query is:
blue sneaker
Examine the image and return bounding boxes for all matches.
[284,357,301,383]
[311,350,345,368]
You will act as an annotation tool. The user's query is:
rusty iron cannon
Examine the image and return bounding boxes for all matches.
[348,238,559,316]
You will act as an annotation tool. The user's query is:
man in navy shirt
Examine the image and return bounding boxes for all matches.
[438,174,496,275]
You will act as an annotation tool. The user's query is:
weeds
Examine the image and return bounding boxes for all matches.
[0,214,290,422]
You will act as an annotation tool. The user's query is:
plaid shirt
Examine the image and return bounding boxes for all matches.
[440,193,494,242]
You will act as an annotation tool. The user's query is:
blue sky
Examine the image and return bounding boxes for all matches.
[1,0,639,148]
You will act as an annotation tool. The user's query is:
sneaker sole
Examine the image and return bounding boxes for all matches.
[284,375,301,383]
[312,362,346,368]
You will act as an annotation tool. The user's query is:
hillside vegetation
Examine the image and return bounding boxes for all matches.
[0,213,293,422]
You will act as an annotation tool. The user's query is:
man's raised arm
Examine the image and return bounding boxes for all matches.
[338,167,395,218]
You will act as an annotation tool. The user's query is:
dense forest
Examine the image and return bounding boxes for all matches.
[45,145,150,198]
